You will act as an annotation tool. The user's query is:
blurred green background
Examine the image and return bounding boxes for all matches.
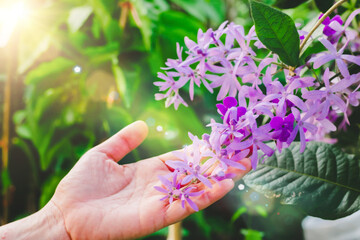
[0,0,346,239]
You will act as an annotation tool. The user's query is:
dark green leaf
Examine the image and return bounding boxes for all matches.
[244,142,360,220]
[12,137,38,185]
[273,0,308,9]
[250,0,300,66]
[189,211,212,238]
[1,169,11,194]
[315,0,334,12]
[299,40,326,65]
[39,171,67,208]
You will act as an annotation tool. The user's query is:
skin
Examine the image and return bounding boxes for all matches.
[0,121,251,240]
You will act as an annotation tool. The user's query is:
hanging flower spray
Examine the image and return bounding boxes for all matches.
[154,0,360,211]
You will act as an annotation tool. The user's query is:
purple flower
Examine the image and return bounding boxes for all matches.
[250,124,274,169]
[263,84,307,117]
[216,96,247,123]
[302,68,347,120]
[309,38,360,77]
[154,72,189,109]
[206,59,243,100]
[286,75,316,93]
[204,148,248,171]
[270,114,295,142]
[181,187,204,211]
[154,171,182,204]
[240,57,274,89]
[288,107,318,153]
[166,136,214,188]
[325,9,360,43]
[319,14,343,37]
[154,171,204,211]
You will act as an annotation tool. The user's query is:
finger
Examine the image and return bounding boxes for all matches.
[165,179,235,224]
[226,157,252,182]
[93,120,148,162]
[157,151,180,163]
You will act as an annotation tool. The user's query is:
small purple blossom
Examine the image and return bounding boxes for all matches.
[270,114,295,142]
[309,38,360,77]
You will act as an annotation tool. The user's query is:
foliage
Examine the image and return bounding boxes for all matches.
[2,0,360,239]
[250,0,300,66]
[5,0,221,223]
[244,142,360,220]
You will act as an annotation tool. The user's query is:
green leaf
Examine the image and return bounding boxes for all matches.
[254,205,268,218]
[89,0,122,42]
[25,57,75,85]
[12,137,38,185]
[244,142,360,220]
[84,42,119,64]
[250,0,300,66]
[39,171,67,208]
[273,0,308,9]
[231,206,247,223]
[241,229,264,240]
[112,59,130,108]
[1,169,11,194]
[189,211,212,238]
[156,11,203,61]
[15,124,32,139]
[315,0,334,12]
[170,0,225,25]
[67,5,93,33]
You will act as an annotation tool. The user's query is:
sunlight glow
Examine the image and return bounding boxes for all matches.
[0,1,31,47]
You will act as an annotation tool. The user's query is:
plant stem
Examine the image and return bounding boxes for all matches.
[0,25,19,225]
[167,222,182,240]
[299,0,347,54]
[0,40,13,226]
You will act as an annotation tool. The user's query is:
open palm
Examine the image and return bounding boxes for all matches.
[51,121,251,240]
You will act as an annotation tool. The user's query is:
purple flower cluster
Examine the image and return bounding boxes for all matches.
[154,10,360,211]
[320,10,360,44]
[155,133,247,211]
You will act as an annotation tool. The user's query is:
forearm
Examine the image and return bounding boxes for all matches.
[0,201,70,240]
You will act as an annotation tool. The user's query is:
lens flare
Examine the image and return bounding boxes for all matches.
[0,1,31,47]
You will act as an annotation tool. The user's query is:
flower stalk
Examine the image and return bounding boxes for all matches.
[300,0,348,53]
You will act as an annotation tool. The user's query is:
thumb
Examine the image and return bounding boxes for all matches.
[93,120,148,162]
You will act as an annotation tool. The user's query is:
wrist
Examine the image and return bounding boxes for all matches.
[0,201,71,240]
[42,200,72,240]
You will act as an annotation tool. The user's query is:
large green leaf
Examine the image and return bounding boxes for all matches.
[244,142,360,220]
[250,0,300,66]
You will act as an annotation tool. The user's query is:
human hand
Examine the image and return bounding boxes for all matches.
[49,121,251,239]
